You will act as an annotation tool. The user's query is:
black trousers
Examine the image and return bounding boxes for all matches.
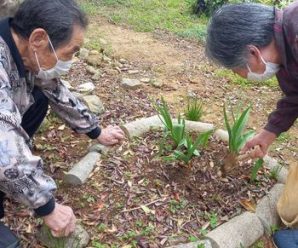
[0,87,48,219]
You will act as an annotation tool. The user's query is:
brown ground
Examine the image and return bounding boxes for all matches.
[3,17,296,247]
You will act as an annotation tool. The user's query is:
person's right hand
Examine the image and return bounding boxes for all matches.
[242,129,277,159]
[43,203,76,237]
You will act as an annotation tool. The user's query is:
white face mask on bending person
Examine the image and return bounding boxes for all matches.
[247,55,280,81]
[35,37,73,81]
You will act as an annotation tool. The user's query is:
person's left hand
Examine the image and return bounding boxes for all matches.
[97,125,125,146]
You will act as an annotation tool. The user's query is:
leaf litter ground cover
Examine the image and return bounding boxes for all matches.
[61,130,275,247]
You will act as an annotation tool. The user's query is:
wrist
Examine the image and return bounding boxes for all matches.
[87,127,101,139]
[34,198,55,217]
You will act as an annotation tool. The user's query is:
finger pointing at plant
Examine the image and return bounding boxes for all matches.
[97,125,125,146]
[242,129,277,159]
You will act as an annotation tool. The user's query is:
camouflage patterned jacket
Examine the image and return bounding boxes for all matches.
[0,18,100,215]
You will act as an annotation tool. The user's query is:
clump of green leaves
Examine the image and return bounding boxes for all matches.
[154,97,212,163]
[223,104,255,155]
[154,98,185,147]
[185,97,203,122]
[173,131,212,163]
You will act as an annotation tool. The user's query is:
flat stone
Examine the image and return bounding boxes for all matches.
[64,152,101,185]
[214,129,229,142]
[89,50,100,55]
[121,78,142,89]
[79,48,89,60]
[91,72,102,81]
[152,80,163,88]
[37,224,90,248]
[86,66,99,75]
[82,95,105,115]
[256,184,284,233]
[88,144,109,155]
[128,69,139,74]
[119,58,127,64]
[206,212,264,248]
[167,239,214,248]
[264,156,288,184]
[122,115,214,139]
[77,82,95,94]
[140,78,151,83]
[102,55,112,63]
[86,54,102,67]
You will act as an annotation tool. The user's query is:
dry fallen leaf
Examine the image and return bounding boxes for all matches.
[239,199,256,212]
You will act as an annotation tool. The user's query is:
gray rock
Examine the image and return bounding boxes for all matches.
[89,50,100,55]
[167,239,215,248]
[86,54,102,67]
[102,55,112,63]
[121,78,142,89]
[119,58,127,64]
[64,152,101,185]
[264,156,288,184]
[214,129,229,142]
[152,79,163,88]
[0,0,21,18]
[86,66,99,75]
[256,183,284,233]
[128,69,139,74]
[122,115,214,139]
[91,72,101,81]
[37,224,90,248]
[88,144,109,155]
[82,95,105,115]
[77,82,95,94]
[206,212,264,248]
[140,78,151,83]
[79,48,89,60]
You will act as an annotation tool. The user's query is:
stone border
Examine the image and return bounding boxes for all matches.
[120,115,215,139]
[62,116,288,248]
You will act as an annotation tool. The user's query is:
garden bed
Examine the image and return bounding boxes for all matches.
[64,129,276,247]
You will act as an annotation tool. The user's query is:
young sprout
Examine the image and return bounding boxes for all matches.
[185,97,203,122]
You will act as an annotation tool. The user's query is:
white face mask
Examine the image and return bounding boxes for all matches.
[247,55,280,81]
[35,37,73,81]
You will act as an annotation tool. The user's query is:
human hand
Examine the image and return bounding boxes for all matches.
[97,125,125,146]
[242,129,277,159]
[43,203,76,237]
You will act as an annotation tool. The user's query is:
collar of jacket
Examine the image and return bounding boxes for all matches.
[0,17,26,78]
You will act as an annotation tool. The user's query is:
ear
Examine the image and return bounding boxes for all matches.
[247,45,263,65]
[28,28,49,52]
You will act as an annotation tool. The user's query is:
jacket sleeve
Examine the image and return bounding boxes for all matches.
[265,94,298,135]
[0,68,57,214]
[37,78,101,139]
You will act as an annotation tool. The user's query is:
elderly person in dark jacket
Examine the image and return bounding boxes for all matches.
[0,0,124,246]
[206,2,298,158]
[206,2,298,247]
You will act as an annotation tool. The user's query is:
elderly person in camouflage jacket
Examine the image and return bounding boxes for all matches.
[0,0,125,246]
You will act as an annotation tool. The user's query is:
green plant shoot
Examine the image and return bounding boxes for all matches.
[173,130,212,163]
[223,104,255,154]
[185,97,203,121]
[154,98,185,147]
[251,159,264,182]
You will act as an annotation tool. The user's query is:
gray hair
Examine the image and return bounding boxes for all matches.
[11,0,88,49]
[206,3,275,69]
